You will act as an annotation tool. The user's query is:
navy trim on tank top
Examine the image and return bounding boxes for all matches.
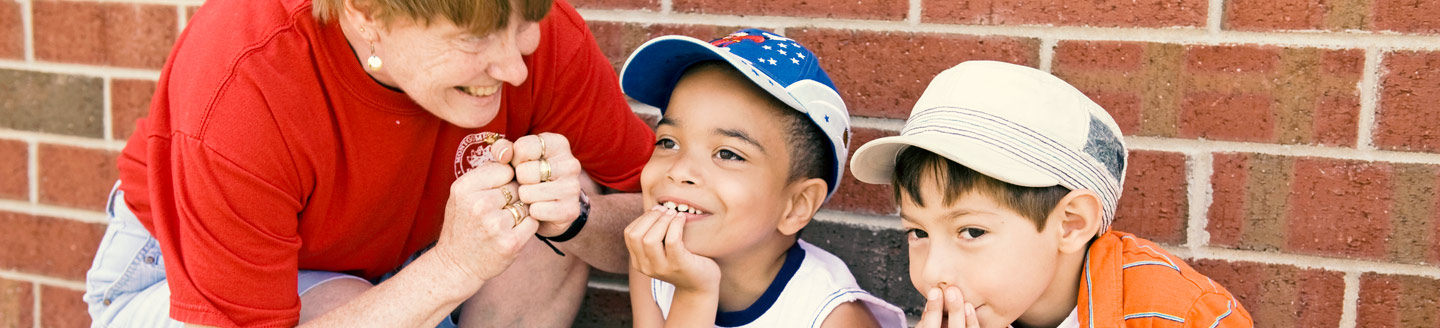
[714,242,806,327]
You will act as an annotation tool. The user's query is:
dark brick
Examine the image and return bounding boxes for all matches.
[0,211,106,281]
[924,0,1206,28]
[0,139,27,201]
[111,79,156,141]
[0,69,105,138]
[38,144,118,211]
[0,278,33,328]
[788,28,1039,119]
[40,286,87,328]
[1190,259,1344,328]
[32,1,178,69]
[572,286,633,328]
[1376,51,1440,153]
[676,0,907,20]
[803,220,918,315]
[1111,151,1188,245]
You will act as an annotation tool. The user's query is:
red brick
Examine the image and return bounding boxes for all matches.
[570,0,658,10]
[1358,273,1440,328]
[111,79,156,141]
[1190,259,1344,328]
[1050,41,1158,136]
[40,286,87,328]
[1376,51,1440,153]
[33,1,178,69]
[788,28,1039,119]
[38,144,118,211]
[676,0,907,20]
[0,211,106,281]
[824,128,898,215]
[1179,92,1275,142]
[1224,0,1327,31]
[0,139,27,201]
[1206,153,1248,247]
[1373,0,1440,34]
[1111,151,1187,245]
[0,1,22,60]
[0,278,33,328]
[586,22,754,73]
[1286,158,1393,259]
[923,0,1206,28]
[1186,45,1281,74]
[1053,41,1146,73]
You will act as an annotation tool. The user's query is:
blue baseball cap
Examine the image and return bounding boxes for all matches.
[619,28,851,199]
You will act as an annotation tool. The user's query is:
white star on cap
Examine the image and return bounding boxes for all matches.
[797,53,806,59]
[791,58,800,64]
[762,45,772,50]
[777,49,787,55]
[778,43,788,48]
[768,58,778,65]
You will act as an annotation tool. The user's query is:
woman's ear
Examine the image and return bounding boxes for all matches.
[777,178,828,235]
[1053,189,1103,254]
[341,0,381,40]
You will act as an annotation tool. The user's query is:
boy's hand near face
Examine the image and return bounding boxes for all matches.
[917,284,981,328]
[625,206,722,291]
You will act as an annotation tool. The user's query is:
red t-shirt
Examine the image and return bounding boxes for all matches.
[114,0,654,325]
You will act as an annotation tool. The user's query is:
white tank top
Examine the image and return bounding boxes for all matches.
[651,240,907,328]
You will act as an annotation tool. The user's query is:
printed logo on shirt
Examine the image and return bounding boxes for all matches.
[454,132,505,178]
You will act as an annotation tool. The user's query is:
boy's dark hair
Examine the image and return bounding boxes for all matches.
[891,146,1070,230]
[683,62,832,186]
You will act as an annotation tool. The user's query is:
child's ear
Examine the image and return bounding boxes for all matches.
[1053,189,1103,254]
[777,178,828,235]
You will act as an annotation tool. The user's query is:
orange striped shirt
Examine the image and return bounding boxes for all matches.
[1077,231,1254,327]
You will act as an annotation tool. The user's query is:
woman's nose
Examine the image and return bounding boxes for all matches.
[487,25,534,86]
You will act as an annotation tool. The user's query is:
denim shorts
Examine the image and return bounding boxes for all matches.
[83,182,457,327]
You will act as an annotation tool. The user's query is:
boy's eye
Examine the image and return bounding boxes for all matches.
[959,228,987,240]
[655,138,678,150]
[715,149,745,161]
[905,228,928,240]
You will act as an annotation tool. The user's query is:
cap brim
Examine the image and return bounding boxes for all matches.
[849,133,1061,188]
[619,36,804,113]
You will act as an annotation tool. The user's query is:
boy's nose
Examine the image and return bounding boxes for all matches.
[665,154,701,186]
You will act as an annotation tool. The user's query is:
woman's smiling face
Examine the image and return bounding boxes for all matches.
[362,5,541,128]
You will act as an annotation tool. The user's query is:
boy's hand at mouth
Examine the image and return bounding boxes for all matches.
[917,283,980,328]
[624,205,722,294]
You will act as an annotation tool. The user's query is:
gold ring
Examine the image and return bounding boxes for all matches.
[538,158,552,182]
[506,203,527,227]
[501,188,514,205]
[537,135,547,159]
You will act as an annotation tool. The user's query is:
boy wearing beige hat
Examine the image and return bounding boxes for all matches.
[850,61,1254,328]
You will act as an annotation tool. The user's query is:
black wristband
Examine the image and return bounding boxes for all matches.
[536,190,589,256]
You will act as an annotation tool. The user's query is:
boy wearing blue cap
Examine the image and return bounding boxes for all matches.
[618,29,907,328]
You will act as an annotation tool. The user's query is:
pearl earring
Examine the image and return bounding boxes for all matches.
[360,26,381,71]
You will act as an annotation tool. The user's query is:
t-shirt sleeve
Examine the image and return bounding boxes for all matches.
[524,2,654,192]
[153,73,306,328]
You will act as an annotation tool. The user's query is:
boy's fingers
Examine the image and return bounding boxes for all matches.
[663,211,688,258]
[915,288,944,328]
[944,286,967,328]
[965,303,980,328]
[624,207,665,272]
[641,209,675,266]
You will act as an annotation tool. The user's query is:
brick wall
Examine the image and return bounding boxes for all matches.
[3,0,1439,327]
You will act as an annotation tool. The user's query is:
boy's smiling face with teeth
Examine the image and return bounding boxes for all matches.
[639,63,801,259]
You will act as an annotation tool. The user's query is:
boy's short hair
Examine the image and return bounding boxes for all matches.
[892,146,1070,230]
[851,61,1128,236]
[619,29,851,199]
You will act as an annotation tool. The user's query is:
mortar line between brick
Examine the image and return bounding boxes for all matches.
[1125,136,1440,165]
[21,0,34,62]
[1340,271,1360,328]
[907,0,921,25]
[1357,48,1381,151]
[1038,38,1057,73]
[578,10,1440,50]
[1184,152,1212,250]
[0,60,162,80]
[27,141,37,204]
[103,77,113,142]
[32,282,40,328]
[51,0,203,6]
[177,4,188,34]
[0,270,86,290]
[659,0,671,14]
[1165,246,1440,279]
[1205,0,1223,34]
[0,130,127,151]
[0,200,110,224]
[587,276,629,292]
[814,210,896,230]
